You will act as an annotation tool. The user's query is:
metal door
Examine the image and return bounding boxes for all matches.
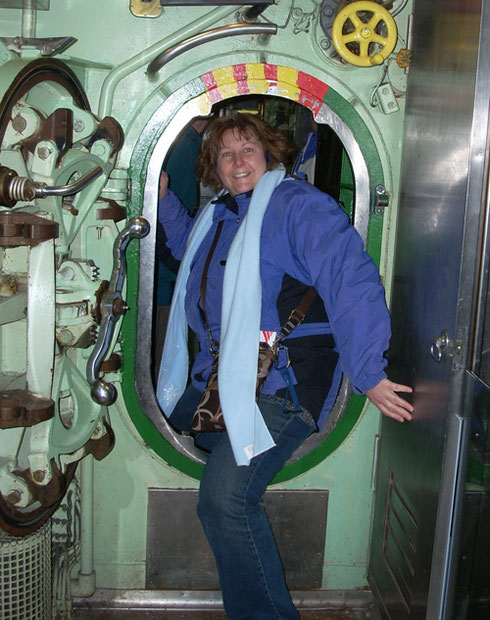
[368,0,490,618]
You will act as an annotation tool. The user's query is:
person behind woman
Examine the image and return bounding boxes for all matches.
[156,113,413,619]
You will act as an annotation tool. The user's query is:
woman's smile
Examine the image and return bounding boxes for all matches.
[216,128,268,196]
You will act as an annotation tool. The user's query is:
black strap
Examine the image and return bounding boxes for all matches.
[275,286,317,344]
[199,220,223,351]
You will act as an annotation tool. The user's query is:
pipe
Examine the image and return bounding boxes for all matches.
[21,0,36,39]
[146,23,277,76]
[71,455,96,597]
[97,5,237,118]
[241,3,271,22]
[80,456,94,577]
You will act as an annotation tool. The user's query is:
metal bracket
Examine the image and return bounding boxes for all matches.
[130,0,162,18]
[319,0,343,40]
[0,36,76,57]
[372,184,389,215]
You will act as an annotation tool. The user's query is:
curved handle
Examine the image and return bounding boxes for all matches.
[430,329,450,363]
[87,216,150,405]
[0,164,103,206]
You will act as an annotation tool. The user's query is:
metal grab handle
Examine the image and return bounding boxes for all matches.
[147,23,277,75]
[87,216,150,405]
[0,164,103,207]
[13,166,103,200]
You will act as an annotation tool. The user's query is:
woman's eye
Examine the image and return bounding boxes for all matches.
[244,147,254,153]
[221,151,231,158]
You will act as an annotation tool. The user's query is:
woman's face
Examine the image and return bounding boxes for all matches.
[216,128,268,196]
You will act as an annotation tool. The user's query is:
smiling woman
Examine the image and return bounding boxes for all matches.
[153,111,412,619]
[195,112,291,196]
[215,131,267,196]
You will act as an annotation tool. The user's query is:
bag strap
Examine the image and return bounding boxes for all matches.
[274,286,317,412]
[275,286,317,344]
[199,220,224,352]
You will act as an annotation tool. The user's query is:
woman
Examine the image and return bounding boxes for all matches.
[156,113,413,619]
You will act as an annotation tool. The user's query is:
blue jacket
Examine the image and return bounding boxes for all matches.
[158,176,390,427]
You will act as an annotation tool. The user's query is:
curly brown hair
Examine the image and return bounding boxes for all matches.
[196,113,291,191]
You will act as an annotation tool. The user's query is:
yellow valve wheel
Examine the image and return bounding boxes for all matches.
[332,1,398,67]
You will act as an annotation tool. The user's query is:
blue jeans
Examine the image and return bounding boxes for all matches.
[196,394,314,619]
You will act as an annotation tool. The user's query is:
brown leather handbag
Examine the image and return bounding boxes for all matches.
[192,342,277,433]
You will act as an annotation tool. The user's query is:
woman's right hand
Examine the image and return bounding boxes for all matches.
[366,378,413,422]
[159,170,169,198]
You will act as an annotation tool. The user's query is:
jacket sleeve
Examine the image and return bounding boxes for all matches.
[285,184,390,394]
[157,190,194,260]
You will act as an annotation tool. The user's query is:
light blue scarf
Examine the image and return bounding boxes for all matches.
[156,165,286,466]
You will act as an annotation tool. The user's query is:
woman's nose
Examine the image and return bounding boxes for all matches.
[232,152,244,166]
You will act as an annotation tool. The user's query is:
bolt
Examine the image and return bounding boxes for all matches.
[33,469,46,483]
[12,115,27,132]
[37,146,52,160]
[6,490,21,505]
[92,142,107,157]
[257,33,272,46]
[62,201,79,216]
[58,329,74,346]
[361,27,372,39]
[73,118,85,133]
[112,297,129,316]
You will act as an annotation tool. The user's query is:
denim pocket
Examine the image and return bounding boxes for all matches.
[259,394,318,431]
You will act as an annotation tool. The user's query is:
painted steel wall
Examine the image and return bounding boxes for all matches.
[0,0,412,600]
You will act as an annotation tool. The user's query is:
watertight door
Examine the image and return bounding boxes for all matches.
[368,1,490,618]
[0,57,144,535]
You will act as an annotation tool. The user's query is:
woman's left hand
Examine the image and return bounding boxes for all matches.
[159,170,169,199]
[366,378,413,422]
